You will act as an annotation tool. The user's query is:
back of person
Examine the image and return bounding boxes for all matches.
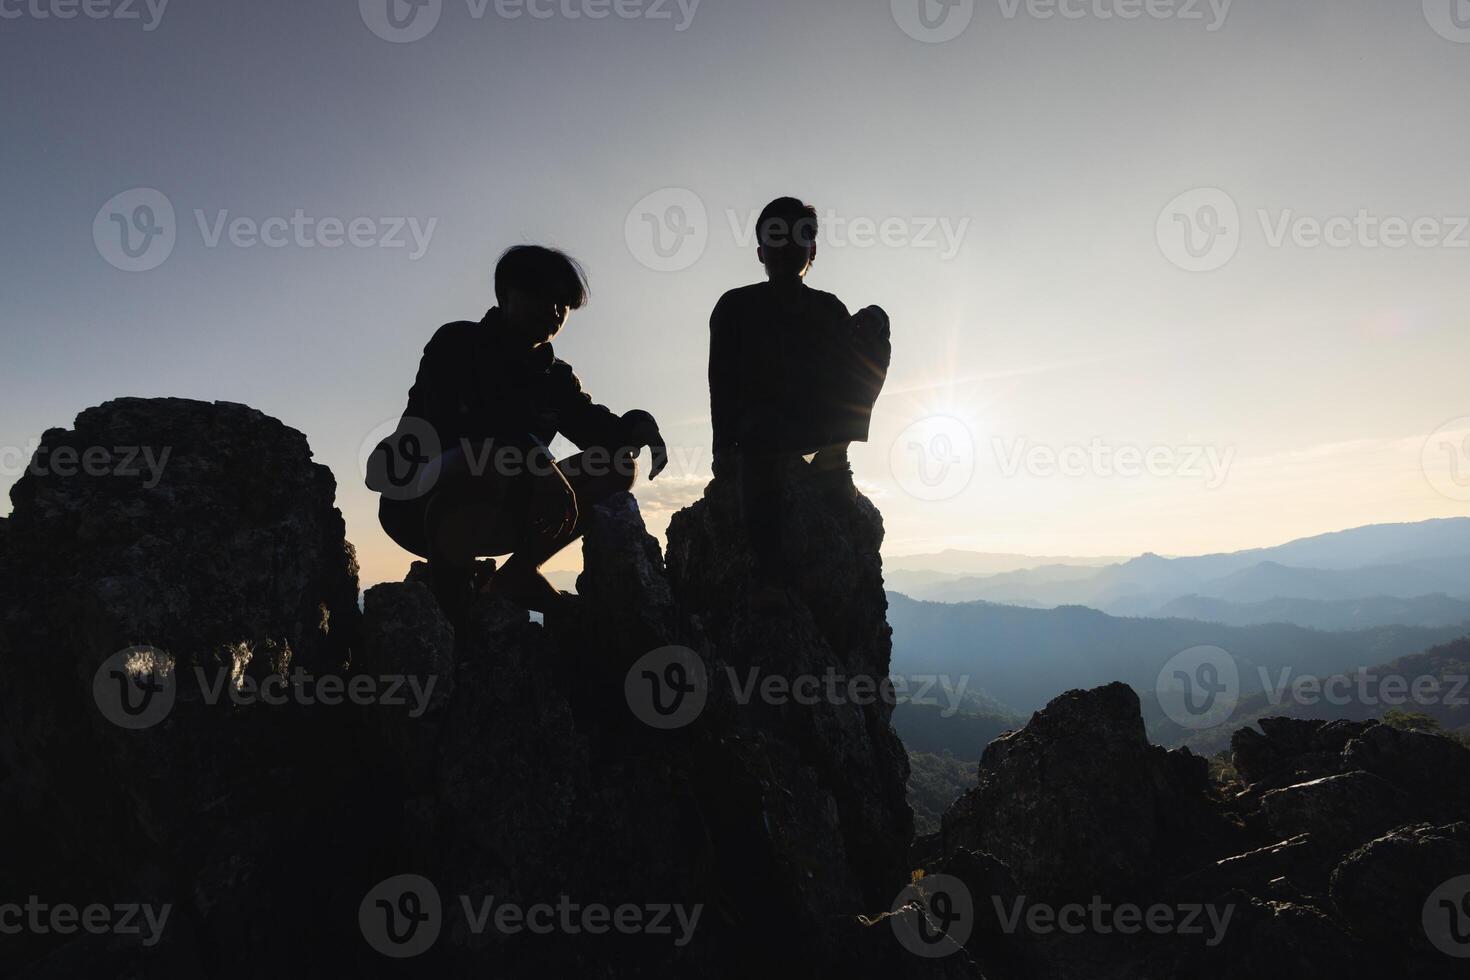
[707,196,891,598]
[712,278,853,454]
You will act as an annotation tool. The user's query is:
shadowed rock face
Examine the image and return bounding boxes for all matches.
[5,398,1470,980]
[0,400,946,979]
[0,398,370,977]
[928,688,1470,979]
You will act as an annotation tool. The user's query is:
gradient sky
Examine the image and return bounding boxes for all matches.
[3,0,1469,589]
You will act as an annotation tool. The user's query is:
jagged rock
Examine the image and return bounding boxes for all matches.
[940,682,1237,902]
[0,398,371,977]
[1230,717,1373,790]
[351,469,937,977]
[1330,822,1470,969]
[665,467,913,911]
[1162,834,1327,906]
[1343,723,1470,816]
[1259,771,1420,858]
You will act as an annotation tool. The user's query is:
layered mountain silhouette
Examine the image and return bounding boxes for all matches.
[893,519,1470,621]
[886,592,1468,718]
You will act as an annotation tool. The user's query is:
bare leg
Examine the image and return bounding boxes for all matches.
[487,447,639,610]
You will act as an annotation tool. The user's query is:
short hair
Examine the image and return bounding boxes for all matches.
[757,197,819,250]
[494,245,590,309]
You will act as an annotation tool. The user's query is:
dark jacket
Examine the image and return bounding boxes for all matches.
[709,281,889,454]
[399,308,626,458]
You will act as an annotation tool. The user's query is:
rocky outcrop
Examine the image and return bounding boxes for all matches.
[925,698,1470,979]
[0,400,946,979]
[5,397,1468,979]
[0,398,371,977]
[939,682,1236,903]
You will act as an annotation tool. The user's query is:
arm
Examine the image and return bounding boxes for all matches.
[549,359,626,452]
[709,293,739,456]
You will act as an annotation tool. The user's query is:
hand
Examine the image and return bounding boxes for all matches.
[622,410,668,480]
[853,305,890,341]
[522,446,578,540]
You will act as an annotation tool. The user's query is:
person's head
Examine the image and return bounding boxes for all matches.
[494,245,590,348]
[756,197,818,281]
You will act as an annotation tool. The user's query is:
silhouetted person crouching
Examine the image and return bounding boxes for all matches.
[370,245,667,617]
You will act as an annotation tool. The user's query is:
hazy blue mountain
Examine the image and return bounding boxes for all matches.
[886,591,1470,716]
[1144,635,1470,754]
[893,518,1470,620]
[1157,592,1470,631]
[881,550,1125,576]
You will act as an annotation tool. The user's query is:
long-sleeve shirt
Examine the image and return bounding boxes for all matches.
[399,307,626,458]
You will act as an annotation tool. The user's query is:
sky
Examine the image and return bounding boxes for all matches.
[2,0,1469,589]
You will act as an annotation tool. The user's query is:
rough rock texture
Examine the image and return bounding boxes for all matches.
[0,403,949,979]
[7,398,1470,979]
[928,697,1470,979]
[0,398,371,977]
[939,682,1236,902]
[1331,822,1470,968]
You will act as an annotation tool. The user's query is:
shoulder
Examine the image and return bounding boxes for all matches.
[805,287,850,319]
[547,356,584,390]
[423,320,480,355]
[714,283,764,311]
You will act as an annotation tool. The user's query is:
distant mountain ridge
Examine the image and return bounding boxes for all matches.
[1157,592,1470,631]
[886,590,1470,716]
[896,518,1470,621]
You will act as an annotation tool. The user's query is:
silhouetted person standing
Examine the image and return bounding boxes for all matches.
[709,197,891,598]
[370,245,667,617]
